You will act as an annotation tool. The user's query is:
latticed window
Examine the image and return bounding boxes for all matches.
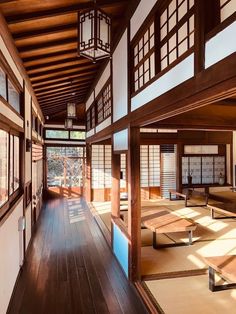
[160,0,195,70]
[133,20,155,93]
[220,0,236,22]
[96,81,112,124]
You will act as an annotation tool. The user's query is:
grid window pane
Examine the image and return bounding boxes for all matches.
[8,79,20,113]
[0,130,8,207]
[0,67,6,99]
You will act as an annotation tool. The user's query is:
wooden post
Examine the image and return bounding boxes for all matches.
[85,143,92,202]
[127,127,141,281]
[111,150,120,218]
[194,0,220,74]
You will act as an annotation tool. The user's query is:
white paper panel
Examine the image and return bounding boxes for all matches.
[86,92,94,111]
[205,21,236,68]
[95,61,110,97]
[130,0,157,40]
[131,53,194,111]
[113,129,128,151]
[113,30,128,122]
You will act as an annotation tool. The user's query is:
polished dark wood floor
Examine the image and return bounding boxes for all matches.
[8,197,148,314]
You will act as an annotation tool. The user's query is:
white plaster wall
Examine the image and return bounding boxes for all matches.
[130,0,157,40]
[0,99,24,128]
[25,203,32,250]
[131,53,194,111]
[86,92,94,111]
[95,62,110,98]
[113,29,128,122]
[0,36,23,87]
[0,199,24,314]
[205,21,236,68]
[96,117,111,133]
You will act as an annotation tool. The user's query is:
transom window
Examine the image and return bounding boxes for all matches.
[220,0,236,22]
[160,0,195,70]
[0,63,21,114]
[133,20,155,92]
[97,81,112,124]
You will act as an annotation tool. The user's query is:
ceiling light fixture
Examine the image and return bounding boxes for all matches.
[65,118,73,130]
[78,0,111,62]
[67,102,77,119]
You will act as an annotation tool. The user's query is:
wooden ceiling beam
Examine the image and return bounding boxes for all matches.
[13,23,77,40]
[36,81,92,97]
[41,97,84,110]
[39,90,87,104]
[31,68,97,85]
[18,37,77,53]
[34,75,94,93]
[23,48,76,64]
[29,61,93,79]
[37,86,88,102]
[6,0,127,24]
[26,56,87,73]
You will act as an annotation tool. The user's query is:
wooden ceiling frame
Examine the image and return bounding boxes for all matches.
[36,80,93,97]
[0,0,137,121]
[34,76,95,93]
[5,0,128,24]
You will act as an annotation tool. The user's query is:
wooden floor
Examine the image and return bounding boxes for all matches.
[8,197,148,314]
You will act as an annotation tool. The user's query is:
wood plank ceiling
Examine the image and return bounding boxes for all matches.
[147,96,236,131]
[0,0,131,124]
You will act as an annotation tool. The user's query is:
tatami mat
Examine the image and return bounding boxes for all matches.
[145,275,236,314]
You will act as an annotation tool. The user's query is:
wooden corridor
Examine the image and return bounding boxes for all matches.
[8,198,148,314]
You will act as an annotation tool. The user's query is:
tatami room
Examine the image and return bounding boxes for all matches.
[90,113,236,313]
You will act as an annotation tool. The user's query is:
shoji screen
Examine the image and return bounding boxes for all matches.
[140,145,160,187]
[120,154,126,189]
[92,145,111,189]
[160,144,177,198]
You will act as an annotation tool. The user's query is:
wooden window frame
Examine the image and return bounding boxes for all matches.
[131,18,156,94]
[0,51,23,117]
[0,122,23,221]
[159,0,195,71]
[44,128,85,142]
[95,79,112,125]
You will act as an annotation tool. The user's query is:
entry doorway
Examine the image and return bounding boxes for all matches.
[46,146,85,198]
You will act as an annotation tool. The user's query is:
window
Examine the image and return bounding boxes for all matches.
[91,145,111,188]
[0,128,20,215]
[133,20,155,92]
[220,0,236,22]
[14,136,20,191]
[160,0,195,70]
[0,66,6,99]
[8,79,20,113]
[0,130,8,207]
[45,130,69,139]
[86,105,96,131]
[140,145,160,187]
[70,131,85,140]
[96,81,112,124]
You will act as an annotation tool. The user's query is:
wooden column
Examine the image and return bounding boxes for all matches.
[85,143,92,202]
[111,151,120,218]
[127,127,141,281]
